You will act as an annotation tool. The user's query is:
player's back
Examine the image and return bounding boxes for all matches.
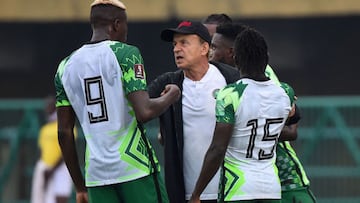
[55,40,150,186]
[229,78,290,160]
[222,78,291,200]
[60,40,133,134]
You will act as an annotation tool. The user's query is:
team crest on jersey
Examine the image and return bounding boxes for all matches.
[134,64,145,79]
[212,89,220,99]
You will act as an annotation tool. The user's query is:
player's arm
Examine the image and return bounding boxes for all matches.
[189,122,233,203]
[121,46,181,123]
[127,84,180,123]
[279,123,298,141]
[279,104,301,141]
[57,106,86,194]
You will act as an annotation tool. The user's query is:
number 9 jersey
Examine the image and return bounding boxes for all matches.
[54,40,159,187]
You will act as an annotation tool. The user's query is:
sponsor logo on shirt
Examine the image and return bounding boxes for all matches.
[134,64,145,79]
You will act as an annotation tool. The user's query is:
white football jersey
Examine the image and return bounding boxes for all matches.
[215,78,291,201]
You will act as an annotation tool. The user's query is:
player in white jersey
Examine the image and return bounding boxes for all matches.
[54,1,180,203]
[189,28,294,203]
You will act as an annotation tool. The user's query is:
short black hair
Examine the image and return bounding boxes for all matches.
[234,28,269,74]
[90,4,126,28]
[202,13,232,25]
[216,23,248,42]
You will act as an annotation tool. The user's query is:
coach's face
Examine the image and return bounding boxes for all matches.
[172,33,209,70]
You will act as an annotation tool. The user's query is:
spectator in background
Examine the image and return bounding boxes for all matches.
[55,0,180,203]
[30,95,73,203]
[202,13,232,38]
[148,20,239,203]
[189,27,293,203]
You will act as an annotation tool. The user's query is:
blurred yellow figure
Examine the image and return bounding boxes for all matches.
[30,96,75,203]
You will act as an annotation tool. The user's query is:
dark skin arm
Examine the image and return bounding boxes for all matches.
[279,104,298,141]
[127,84,180,123]
[57,106,88,203]
[279,123,298,141]
[57,85,179,203]
[189,122,234,203]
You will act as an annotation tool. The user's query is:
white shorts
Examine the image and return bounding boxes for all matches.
[30,160,73,203]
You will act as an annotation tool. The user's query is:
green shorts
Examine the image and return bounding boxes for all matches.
[226,199,281,203]
[282,187,316,203]
[88,173,169,203]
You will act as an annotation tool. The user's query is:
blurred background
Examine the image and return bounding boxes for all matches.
[0,0,359,202]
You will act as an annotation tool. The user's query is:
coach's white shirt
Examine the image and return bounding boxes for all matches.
[182,64,227,200]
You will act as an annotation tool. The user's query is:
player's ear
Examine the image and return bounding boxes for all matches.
[112,19,121,31]
[233,55,238,66]
[228,47,234,58]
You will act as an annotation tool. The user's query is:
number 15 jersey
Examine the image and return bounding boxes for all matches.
[215,78,292,201]
[54,40,158,187]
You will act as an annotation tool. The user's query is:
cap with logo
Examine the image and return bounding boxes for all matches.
[160,21,211,44]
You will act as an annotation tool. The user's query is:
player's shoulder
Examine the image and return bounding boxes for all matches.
[108,41,139,52]
[279,82,296,105]
[217,79,248,99]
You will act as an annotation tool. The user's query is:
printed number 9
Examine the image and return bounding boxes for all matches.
[84,76,108,123]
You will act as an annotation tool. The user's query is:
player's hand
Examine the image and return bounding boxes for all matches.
[76,191,88,203]
[161,84,181,102]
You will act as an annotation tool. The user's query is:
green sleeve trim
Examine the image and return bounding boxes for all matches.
[54,57,71,106]
[216,82,247,124]
[55,100,71,107]
[265,65,280,85]
[109,42,147,95]
[280,82,296,105]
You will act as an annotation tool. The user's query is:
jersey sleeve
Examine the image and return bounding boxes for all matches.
[280,82,296,106]
[216,81,248,124]
[54,57,71,107]
[110,42,147,95]
[265,65,280,85]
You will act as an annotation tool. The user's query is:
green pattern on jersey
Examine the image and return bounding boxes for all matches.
[265,66,308,191]
[276,141,310,191]
[221,158,245,201]
[110,42,147,95]
[119,120,160,174]
[280,82,296,105]
[54,56,71,107]
[216,81,248,124]
[265,65,280,85]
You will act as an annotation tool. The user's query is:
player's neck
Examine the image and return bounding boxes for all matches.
[241,73,269,81]
[91,29,111,42]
